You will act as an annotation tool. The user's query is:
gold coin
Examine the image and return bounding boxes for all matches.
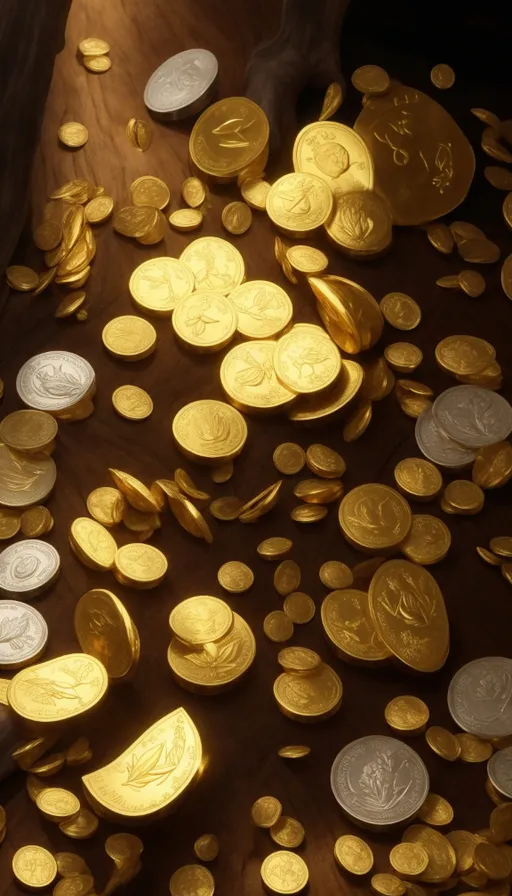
[26,774,51,801]
[310,279,381,357]
[503,255,512,301]
[240,178,271,210]
[490,803,512,842]
[174,469,209,502]
[83,54,111,72]
[352,65,390,95]
[129,257,194,317]
[471,107,501,128]
[343,400,373,442]
[319,81,343,121]
[274,663,342,722]
[217,560,254,593]
[257,537,293,561]
[385,695,430,735]
[283,592,315,624]
[9,653,108,725]
[229,280,293,339]
[209,496,243,521]
[473,443,512,489]
[181,177,207,208]
[339,483,412,551]
[251,795,282,828]
[261,851,309,895]
[54,853,91,877]
[459,270,486,297]
[381,293,421,330]
[113,205,157,238]
[385,343,423,374]
[189,96,269,179]
[86,487,124,527]
[274,560,301,596]
[288,359,363,422]
[74,588,139,680]
[477,546,502,566]
[402,825,456,883]
[114,543,168,588]
[277,647,321,673]
[278,745,311,759]
[485,166,512,190]
[401,514,451,565]
[173,399,248,463]
[6,264,39,291]
[54,291,86,319]
[431,64,456,89]
[390,844,429,879]
[170,595,233,646]
[291,504,328,523]
[59,808,99,839]
[168,613,255,691]
[130,175,170,210]
[435,335,495,375]
[443,480,484,514]
[293,119,373,195]
[398,395,431,420]
[70,517,117,570]
[334,834,374,875]
[273,443,305,475]
[394,458,443,501]
[29,752,66,776]
[418,793,454,826]
[360,357,395,402]
[458,235,501,263]
[84,195,114,223]
[306,444,345,479]
[446,831,477,874]
[126,117,152,152]
[36,787,80,822]
[169,865,215,896]
[321,588,392,663]
[436,274,461,289]
[0,445,56,508]
[239,480,283,523]
[286,245,328,275]
[168,208,203,232]
[221,340,296,412]
[490,536,512,557]
[79,37,110,55]
[210,461,234,484]
[503,565,512,585]
[319,560,353,590]
[456,732,493,762]
[66,736,92,766]
[426,222,454,254]
[0,508,21,540]
[372,874,406,896]
[426,726,461,761]
[267,172,333,236]
[20,505,52,538]
[34,220,62,251]
[173,291,237,352]
[270,816,305,848]
[112,385,153,420]
[293,478,343,504]
[0,410,59,456]
[326,190,392,256]
[102,315,157,361]
[274,323,341,394]
[109,468,159,512]
[58,122,88,148]
[194,834,219,862]
[221,201,252,235]
[12,845,57,889]
[179,236,244,295]
[474,841,512,880]
[264,611,294,643]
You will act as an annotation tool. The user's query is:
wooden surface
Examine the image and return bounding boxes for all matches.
[1,0,512,894]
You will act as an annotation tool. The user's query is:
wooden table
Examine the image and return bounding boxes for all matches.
[1,1,512,894]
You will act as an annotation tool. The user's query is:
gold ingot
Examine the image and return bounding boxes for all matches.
[394,458,443,501]
[240,178,271,211]
[221,340,296,413]
[425,726,461,761]
[221,200,252,235]
[36,787,80,823]
[343,399,373,442]
[273,443,306,475]
[261,851,309,895]
[172,291,237,353]
[402,826,456,883]
[12,845,57,889]
[401,514,451,565]
[109,468,159,512]
[82,708,201,821]
[385,695,430,736]
[8,653,108,725]
[58,121,88,148]
[473,443,512,489]
[335,834,374,875]
[70,517,117,570]
[114,543,168,589]
[257,537,293,561]
[194,834,219,862]
[274,559,301,596]
[270,816,305,848]
[168,612,255,693]
[129,257,194,317]
[189,96,269,180]
[278,647,321,673]
[435,335,495,375]
[172,399,248,464]
[319,560,353,589]
[326,190,392,256]
[278,744,311,760]
[130,175,169,210]
[181,176,207,208]
[74,588,140,681]
[102,315,157,361]
[267,172,333,237]
[321,588,392,664]
[293,478,343,504]
[274,663,342,722]
[309,274,383,353]
[371,873,406,896]
[355,83,475,225]
[339,484,412,552]
[418,793,454,826]
[293,120,374,195]
[288,359,363,422]
[390,843,429,879]
[168,208,203,232]
[283,592,315,624]
[86,487,124,526]
[274,323,341,394]
[59,808,99,839]
[446,831,477,874]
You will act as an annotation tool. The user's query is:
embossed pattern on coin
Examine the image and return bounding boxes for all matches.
[448,657,512,738]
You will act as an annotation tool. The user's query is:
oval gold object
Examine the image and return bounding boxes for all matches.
[85,195,114,223]
[274,323,341,394]
[8,653,108,724]
[168,208,203,232]
[102,315,157,361]
[109,468,160,512]
[274,560,301,596]
[430,64,455,89]
[181,177,207,208]
[385,696,430,735]
[309,274,383,353]
[401,514,451,565]
[456,732,493,762]
[189,96,269,179]
[86,487,124,526]
[209,496,243,521]
[173,291,237,353]
[229,280,293,339]
[278,745,311,759]
[326,190,393,256]
[319,560,353,590]
[112,385,153,421]
[114,543,168,589]
[371,873,406,896]
[267,172,333,236]
[217,561,254,594]
[425,726,461,761]
[79,37,110,56]
[12,846,57,889]
[179,235,245,293]
[74,589,140,681]
[446,830,478,874]
[306,444,345,478]
[443,480,484,514]
[130,175,170,210]
[490,536,512,558]
[288,359,363,423]
[257,537,293,561]
[261,851,308,895]
[273,443,306,475]
[339,484,412,552]
[264,611,294,643]
[36,787,80,822]
[129,257,194,317]
[286,245,328,274]
[58,122,88,148]
[394,458,442,501]
[293,478,343,504]
[221,340,296,412]
[170,595,233,646]
[82,708,201,821]
[435,335,495,375]
[221,200,252,235]
[318,81,343,121]
[426,222,454,254]
[173,399,248,463]
[168,613,255,693]
[277,647,321,673]
[293,120,374,195]
[70,517,117,570]
[240,178,271,210]
[6,265,40,291]
[59,808,99,839]
[291,504,328,523]
[352,65,390,95]
[283,592,316,624]
[321,588,392,663]
[343,399,373,442]
[84,54,112,73]
[335,834,374,875]
[473,443,512,489]
[459,270,486,297]
[381,293,421,331]
[251,795,283,828]
[270,816,305,848]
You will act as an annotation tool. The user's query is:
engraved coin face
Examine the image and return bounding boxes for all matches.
[230,281,293,339]
[129,257,194,316]
[180,237,245,295]
[221,341,296,411]
[0,600,48,668]
[330,735,429,826]
[448,657,512,738]
[432,386,512,448]
[293,121,374,197]
[144,49,218,116]
[0,540,60,598]
[488,746,512,799]
[415,407,476,468]
[267,173,333,233]
[0,445,56,507]
[16,351,95,411]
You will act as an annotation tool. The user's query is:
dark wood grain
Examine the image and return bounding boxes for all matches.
[1,1,512,894]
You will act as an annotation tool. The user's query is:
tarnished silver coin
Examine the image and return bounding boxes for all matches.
[488,747,512,799]
[448,657,512,738]
[0,600,48,669]
[330,735,429,828]
[0,540,60,599]
[16,351,95,412]
[144,49,218,120]
[415,407,476,468]
[433,385,512,448]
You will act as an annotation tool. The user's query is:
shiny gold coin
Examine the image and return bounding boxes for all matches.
[210,461,234,484]
[28,752,66,776]
[257,537,293,561]
[217,560,254,593]
[343,400,373,442]
[372,873,406,896]
[168,208,203,232]
[473,443,512,489]
[472,107,501,127]
[75,588,139,680]
[113,205,157,238]
[83,54,111,72]
[33,268,57,295]
[402,826,456,883]
[194,834,219,863]
[457,360,503,390]
[102,315,157,361]
[267,172,333,235]
[291,504,328,523]
[306,444,345,479]
[446,831,477,874]
[275,323,341,394]
[339,483,412,551]
[240,178,271,210]
[286,245,328,275]
[20,505,52,538]
[264,611,294,643]
[221,200,252,235]
[426,726,461,761]
[381,293,421,331]
[326,190,393,257]
[181,177,207,209]
[54,853,91,877]
[278,745,311,759]
[169,595,233,645]
[114,542,168,588]
[58,122,88,148]
[221,339,295,412]
[126,117,152,152]
[293,478,343,504]
[86,486,124,527]
[130,175,170,210]
[0,508,21,540]
[180,236,245,295]
[401,514,451,565]
[458,235,501,264]
[84,194,114,223]
[239,480,283,523]
[443,480,484,515]
[0,410,58,455]
[456,732,493,762]
[270,816,305,848]
[278,647,321,673]
[318,81,343,121]
[229,280,292,340]
[385,695,430,736]
[490,536,512,558]
[503,256,512,301]
[288,359,364,423]
[334,834,374,875]
[360,357,395,402]
[274,560,301,596]
[112,385,153,421]
[394,458,442,501]
[459,270,486,297]
[109,468,159,513]
[352,65,390,95]
[209,496,243,521]
[174,468,209,501]
[390,844,429,879]
[474,841,512,880]
[34,220,62,251]
[70,517,117,570]
[36,787,80,823]
[79,37,110,56]
[426,222,454,254]
[66,736,92,766]
[431,64,455,89]
[435,335,496,375]
[273,443,305,475]
[54,291,86,319]
[274,662,342,722]
[260,851,309,895]
[190,96,269,179]
[58,808,99,840]
[319,560,353,590]
[321,587,391,663]
[129,257,194,317]
[418,793,454,826]
[12,846,57,889]
[251,795,282,828]
[169,866,214,896]
[6,264,39,291]
[283,592,316,624]
[436,274,461,289]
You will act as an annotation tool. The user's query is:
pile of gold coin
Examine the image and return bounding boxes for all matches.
[113,175,170,245]
[273,646,343,722]
[78,36,112,73]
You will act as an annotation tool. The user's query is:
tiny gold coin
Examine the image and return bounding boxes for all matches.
[240,178,271,210]
[58,122,88,148]
[431,63,456,89]
[443,480,484,515]
[257,537,293,561]
[83,54,112,72]
[20,505,52,538]
[6,264,39,291]
[352,65,390,95]
[380,293,421,330]
[286,245,329,275]
[261,851,309,895]
[291,504,329,523]
[459,270,486,297]
[426,726,461,761]
[130,175,170,210]
[334,834,374,875]
[273,443,306,475]
[274,323,341,394]
[112,385,153,421]
[34,220,62,251]
[385,343,423,373]
[0,508,21,540]
[102,315,157,361]
[473,841,512,880]
[277,646,321,673]
[385,696,430,736]
[36,787,81,822]
[319,560,353,590]
[274,560,301,596]
[181,177,207,208]
[401,514,451,565]
[217,560,254,593]
[169,865,215,896]
[70,517,117,570]
[209,496,244,521]
[221,200,252,235]
[394,458,443,501]
[418,793,454,826]
[490,536,512,558]
[251,795,282,828]
[79,37,110,56]
[278,745,311,760]
[12,846,57,888]
[86,487,124,527]
[390,844,429,879]
[456,732,493,762]
[168,208,203,232]
[371,873,406,896]
[194,834,219,863]
[306,444,345,479]
[266,172,333,235]
[264,611,294,643]
[169,595,233,646]
[270,816,305,848]
[283,592,316,624]
[435,335,496,375]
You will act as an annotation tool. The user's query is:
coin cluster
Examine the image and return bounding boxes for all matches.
[251,796,309,894]
[78,37,112,73]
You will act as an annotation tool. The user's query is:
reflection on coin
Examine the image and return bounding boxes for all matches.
[274,323,341,394]
[415,408,476,469]
[380,293,421,331]
[12,845,57,889]
[169,864,215,896]
[448,657,512,738]
[0,445,56,507]
[488,747,512,799]
[129,257,194,316]
[433,386,512,448]
[112,385,153,421]
[144,49,218,119]
[0,601,48,668]
[0,539,60,598]
[169,595,233,645]
[230,281,293,339]
[17,351,95,411]
[260,851,309,895]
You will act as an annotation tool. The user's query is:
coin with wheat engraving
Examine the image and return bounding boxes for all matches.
[16,351,95,412]
[330,735,429,828]
[144,49,218,119]
[432,386,512,448]
[0,601,48,669]
[415,408,476,468]
[0,540,60,598]
[488,747,512,799]
[448,657,512,738]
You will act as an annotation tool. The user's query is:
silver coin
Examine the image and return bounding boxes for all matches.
[16,351,95,412]
[144,49,218,119]
[488,747,512,799]
[0,540,60,599]
[415,407,476,468]
[433,385,512,448]
[0,600,48,669]
[448,657,512,738]
[330,734,429,828]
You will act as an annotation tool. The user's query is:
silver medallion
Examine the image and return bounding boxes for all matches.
[448,657,512,738]
[330,734,429,828]
[488,747,512,799]
[16,351,95,412]
[0,600,48,668]
[0,540,60,599]
[415,407,476,468]
[144,49,218,120]
[433,385,512,448]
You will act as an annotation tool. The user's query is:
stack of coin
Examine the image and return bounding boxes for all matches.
[16,351,96,421]
[167,595,256,693]
[113,176,171,246]
[189,97,269,184]
[273,647,342,722]
[145,49,218,121]
[78,37,112,73]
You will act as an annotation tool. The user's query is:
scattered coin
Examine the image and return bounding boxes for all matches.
[270,816,305,848]
[319,560,353,590]
[431,64,455,89]
[194,834,219,862]
[274,560,301,596]
[426,726,461,761]
[58,122,88,148]
[251,796,282,828]
[217,561,254,593]
[418,792,454,826]
[273,443,306,475]
[334,834,374,875]
[283,592,316,624]
[278,745,311,760]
